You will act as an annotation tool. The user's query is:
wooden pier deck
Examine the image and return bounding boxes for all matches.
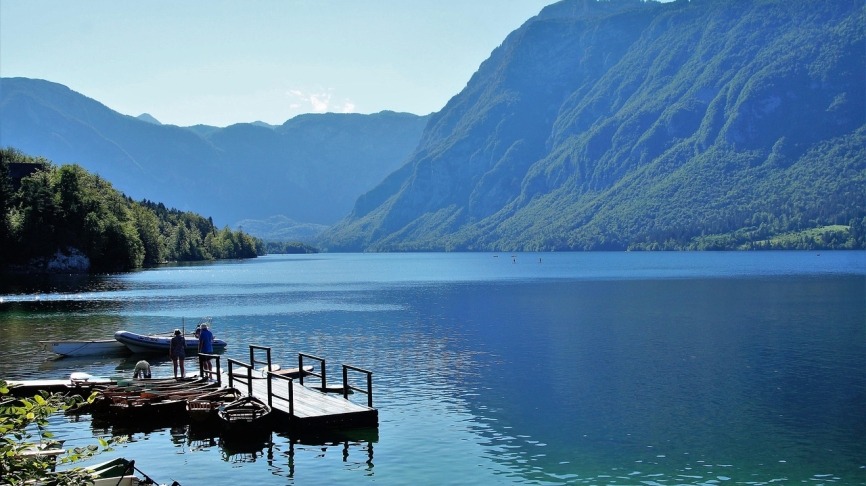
[219,347,378,430]
[248,375,376,428]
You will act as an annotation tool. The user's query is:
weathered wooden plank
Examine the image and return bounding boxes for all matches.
[225,351,377,429]
[233,371,376,427]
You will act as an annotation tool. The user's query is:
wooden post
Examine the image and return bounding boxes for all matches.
[342,366,349,400]
[266,374,273,408]
[288,377,294,416]
[298,354,304,385]
[366,372,373,408]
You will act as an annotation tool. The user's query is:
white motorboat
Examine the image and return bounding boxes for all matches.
[39,339,130,357]
[114,330,227,354]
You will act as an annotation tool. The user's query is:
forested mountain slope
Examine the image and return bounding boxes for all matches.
[0,78,429,230]
[321,0,865,251]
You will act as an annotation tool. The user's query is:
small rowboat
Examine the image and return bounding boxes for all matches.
[139,381,219,400]
[39,339,130,357]
[218,396,272,439]
[107,398,188,424]
[271,365,313,378]
[85,457,174,486]
[114,330,227,354]
[8,372,113,397]
[244,364,282,379]
[188,388,243,423]
[86,377,215,419]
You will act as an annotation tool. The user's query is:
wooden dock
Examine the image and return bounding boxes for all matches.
[216,346,378,430]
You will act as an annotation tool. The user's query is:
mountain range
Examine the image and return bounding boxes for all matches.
[0,77,428,239]
[2,0,864,251]
[320,0,865,251]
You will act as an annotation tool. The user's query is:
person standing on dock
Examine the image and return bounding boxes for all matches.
[198,323,214,378]
[169,329,186,379]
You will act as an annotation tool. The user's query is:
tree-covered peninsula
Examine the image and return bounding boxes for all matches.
[0,148,264,273]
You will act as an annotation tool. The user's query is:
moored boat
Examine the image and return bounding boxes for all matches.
[270,365,312,378]
[217,396,272,439]
[39,339,131,357]
[107,398,188,425]
[7,372,114,397]
[114,330,227,354]
[85,378,215,420]
[188,388,242,423]
[82,457,180,485]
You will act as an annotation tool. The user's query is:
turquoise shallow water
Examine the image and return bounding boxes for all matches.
[1,252,865,485]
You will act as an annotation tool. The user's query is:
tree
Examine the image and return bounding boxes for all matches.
[2,149,264,272]
[16,170,61,259]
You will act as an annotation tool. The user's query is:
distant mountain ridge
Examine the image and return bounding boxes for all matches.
[320,0,866,251]
[136,113,162,125]
[0,77,429,238]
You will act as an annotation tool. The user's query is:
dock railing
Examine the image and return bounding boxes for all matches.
[249,344,272,372]
[298,352,326,387]
[199,353,222,386]
[226,345,273,396]
[342,364,373,408]
[226,347,376,424]
[266,372,294,416]
[227,358,256,396]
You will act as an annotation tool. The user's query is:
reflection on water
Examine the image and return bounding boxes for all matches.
[2,252,865,484]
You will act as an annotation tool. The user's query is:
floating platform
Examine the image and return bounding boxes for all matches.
[223,347,378,430]
[248,376,376,429]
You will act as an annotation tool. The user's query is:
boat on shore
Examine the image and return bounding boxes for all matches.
[39,339,131,357]
[114,330,227,354]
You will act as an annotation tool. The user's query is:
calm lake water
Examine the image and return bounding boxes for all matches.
[1,252,864,485]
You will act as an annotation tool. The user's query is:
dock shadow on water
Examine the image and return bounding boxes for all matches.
[89,419,377,478]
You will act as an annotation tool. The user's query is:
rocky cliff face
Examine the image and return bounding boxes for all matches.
[321,0,865,251]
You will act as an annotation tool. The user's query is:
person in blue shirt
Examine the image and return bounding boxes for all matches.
[198,323,215,377]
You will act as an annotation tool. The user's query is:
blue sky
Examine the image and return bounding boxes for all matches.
[1,1,559,127]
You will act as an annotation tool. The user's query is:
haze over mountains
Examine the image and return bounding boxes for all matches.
[0,77,428,239]
[3,0,865,251]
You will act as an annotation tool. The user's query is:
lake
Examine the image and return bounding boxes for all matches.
[1,251,864,485]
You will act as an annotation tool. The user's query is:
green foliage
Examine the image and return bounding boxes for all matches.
[0,381,122,485]
[1,148,265,272]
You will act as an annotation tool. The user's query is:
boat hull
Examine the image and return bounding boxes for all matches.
[8,373,114,397]
[218,396,272,440]
[40,339,130,357]
[114,330,227,354]
[107,399,188,425]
